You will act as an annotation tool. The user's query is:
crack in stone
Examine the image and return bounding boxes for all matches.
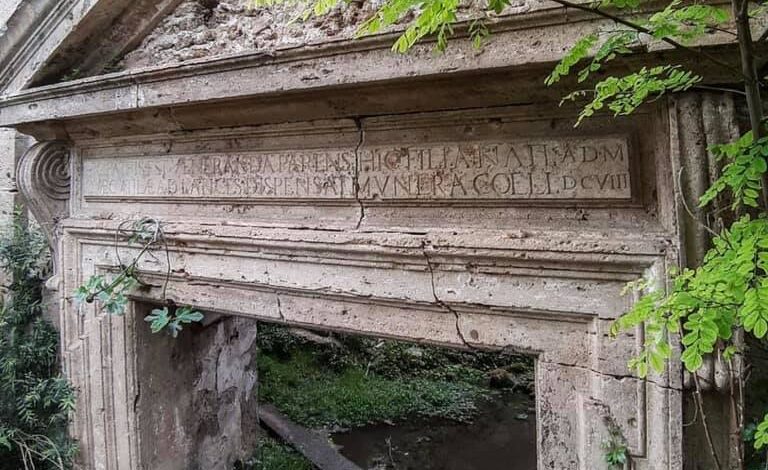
[274,290,286,322]
[353,118,366,230]
[545,359,683,392]
[133,378,141,413]
[421,240,474,349]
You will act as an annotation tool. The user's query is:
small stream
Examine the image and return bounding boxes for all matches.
[331,391,536,470]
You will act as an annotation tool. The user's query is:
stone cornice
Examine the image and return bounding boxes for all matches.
[0,0,748,132]
[63,218,670,270]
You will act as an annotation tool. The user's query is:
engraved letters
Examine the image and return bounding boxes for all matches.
[82,136,632,202]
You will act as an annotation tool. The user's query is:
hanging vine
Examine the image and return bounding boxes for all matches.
[73,218,204,337]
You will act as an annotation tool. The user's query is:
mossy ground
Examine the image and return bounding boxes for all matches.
[257,324,534,430]
[236,437,312,470]
[259,350,484,428]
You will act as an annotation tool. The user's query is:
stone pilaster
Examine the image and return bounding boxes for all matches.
[669,91,744,470]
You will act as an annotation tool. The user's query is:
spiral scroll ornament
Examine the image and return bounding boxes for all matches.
[17,141,72,242]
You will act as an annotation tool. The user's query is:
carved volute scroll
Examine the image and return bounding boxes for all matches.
[17,141,71,243]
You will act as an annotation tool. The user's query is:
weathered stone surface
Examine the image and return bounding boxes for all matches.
[117,0,544,72]
[120,0,386,70]
[1,1,752,468]
[41,94,681,469]
[136,312,259,470]
[80,135,630,202]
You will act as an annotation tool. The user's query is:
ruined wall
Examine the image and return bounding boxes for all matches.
[0,5,32,229]
[136,310,260,470]
[119,0,532,70]
[121,0,385,69]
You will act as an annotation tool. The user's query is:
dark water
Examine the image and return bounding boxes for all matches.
[331,392,537,470]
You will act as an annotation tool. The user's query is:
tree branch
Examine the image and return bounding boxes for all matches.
[732,0,768,209]
[549,0,745,79]
[693,373,724,470]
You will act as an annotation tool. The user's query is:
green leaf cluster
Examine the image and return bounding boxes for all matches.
[546,33,600,86]
[562,65,700,124]
[73,218,204,337]
[0,210,76,469]
[545,0,728,124]
[756,414,768,450]
[73,272,138,316]
[647,1,728,43]
[700,131,768,209]
[615,215,768,375]
[602,435,629,469]
[143,306,204,338]
[359,0,460,52]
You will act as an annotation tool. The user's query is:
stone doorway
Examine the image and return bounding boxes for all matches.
[16,98,698,469]
[132,310,539,470]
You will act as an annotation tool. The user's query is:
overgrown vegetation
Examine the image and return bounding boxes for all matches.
[602,424,629,469]
[235,437,312,470]
[0,210,76,469]
[258,324,533,429]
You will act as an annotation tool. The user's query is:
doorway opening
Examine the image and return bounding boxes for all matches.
[250,322,537,470]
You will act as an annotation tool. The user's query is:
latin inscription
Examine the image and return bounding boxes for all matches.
[82,137,632,202]
[358,137,630,200]
[83,151,357,199]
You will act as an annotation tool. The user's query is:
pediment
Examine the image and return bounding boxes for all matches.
[0,0,184,94]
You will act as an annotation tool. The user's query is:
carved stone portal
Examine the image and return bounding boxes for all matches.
[17,100,689,470]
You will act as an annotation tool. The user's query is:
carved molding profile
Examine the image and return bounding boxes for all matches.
[17,141,71,242]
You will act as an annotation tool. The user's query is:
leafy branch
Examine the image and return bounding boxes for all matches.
[144,306,204,338]
[757,415,768,450]
[73,218,204,337]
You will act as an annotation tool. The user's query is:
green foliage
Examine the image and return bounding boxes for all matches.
[756,414,768,450]
[603,436,628,468]
[700,131,768,210]
[597,0,642,9]
[259,348,485,428]
[614,215,768,375]
[561,65,701,124]
[358,0,460,52]
[543,0,730,126]
[73,273,137,316]
[235,437,311,470]
[74,218,204,337]
[545,33,599,86]
[0,211,76,469]
[257,324,533,428]
[646,1,729,43]
[469,19,490,49]
[144,306,204,337]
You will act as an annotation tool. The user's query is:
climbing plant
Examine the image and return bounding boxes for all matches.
[252,0,768,465]
[74,218,204,337]
[0,209,76,470]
